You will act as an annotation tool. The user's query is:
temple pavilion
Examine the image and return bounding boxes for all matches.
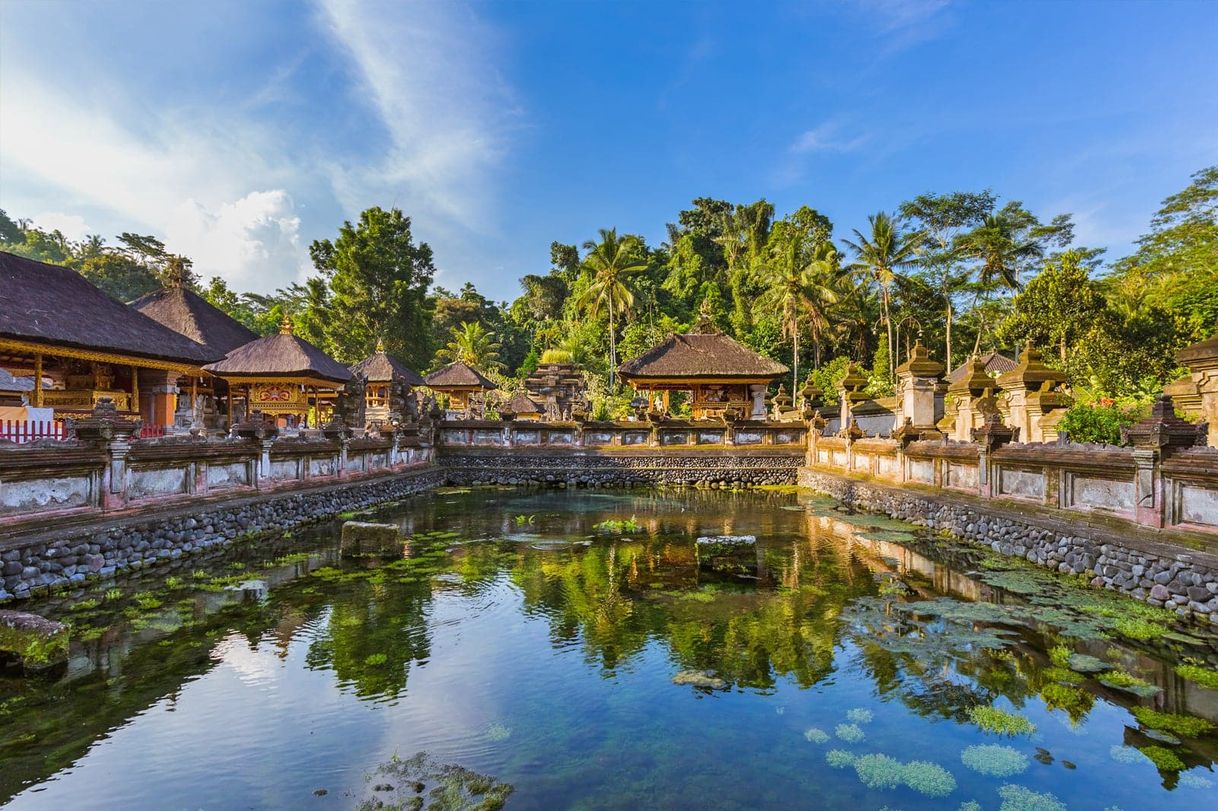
[0,251,219,428]
[350,339,425,427]
[131,277,259,429]
[203,316,351,428]
[423,362,497,419]
[618,319,788,420]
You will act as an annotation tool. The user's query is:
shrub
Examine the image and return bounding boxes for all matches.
[1058,403,1138,445]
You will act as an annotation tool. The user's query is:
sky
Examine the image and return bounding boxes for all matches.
[1,0,1215,301]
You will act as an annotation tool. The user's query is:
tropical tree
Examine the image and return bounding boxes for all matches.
[573,228,649,389]
[757,232,839,390]
[844,213,924,381]
[435,321,504,371]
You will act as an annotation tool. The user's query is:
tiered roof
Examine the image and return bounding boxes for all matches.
[619,328,787,381]
[203,317,351,385]
[351,342,424,386]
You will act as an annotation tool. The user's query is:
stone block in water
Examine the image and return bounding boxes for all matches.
[0,609,69,673]
[340,521,404,558]
[695,535,758,577]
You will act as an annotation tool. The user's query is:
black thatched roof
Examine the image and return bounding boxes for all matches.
[424,362,497,390]
[0,251,219,364]
[947,351,1016,385]
[131,285,258,356]
[351,349,424,386]
[619,329,787,380]
[203,321,351,384]
[504,391,542,414]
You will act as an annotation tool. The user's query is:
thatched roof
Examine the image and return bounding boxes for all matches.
[351,347,424,386]
[619,329,787,381]
[203,318,351,384]
[947,351,1015,385]
[131,285,258,356]
[0,251,219,365]
[424,362,497,390]
[504,392,542,414]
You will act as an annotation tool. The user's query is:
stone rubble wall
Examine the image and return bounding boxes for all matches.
[439,448,804,488]
[798,467,1218,624]
[0,466,442,603]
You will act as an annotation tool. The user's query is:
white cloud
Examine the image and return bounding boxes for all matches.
[790,120,870,155]
[315,0,521,233]
[32,212,91,241]
[166,191,310,289]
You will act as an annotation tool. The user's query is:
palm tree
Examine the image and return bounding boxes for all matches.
[436,321,504,371]
[844,213,924,382]
[757,234,840,391]
[574,228,648,389]
[956,207,1044,294]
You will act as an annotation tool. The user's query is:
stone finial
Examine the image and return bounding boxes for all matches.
[997,341,1067,391]
[1121,394,1198,450]
[235,411,279,441]
[375,336,386,353]
[808,409,827,431]
[894,340,944,379]
[73,397,138,443]
[948,354,996,396]
[839,418,864,441]
[839,362,869,393]
[771,384,792,408]
[972,410,1015,450]
[278,314,294,335]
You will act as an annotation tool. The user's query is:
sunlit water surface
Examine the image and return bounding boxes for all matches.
[2,488,1217,810]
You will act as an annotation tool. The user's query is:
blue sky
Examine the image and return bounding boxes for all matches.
[1,0,1215,300]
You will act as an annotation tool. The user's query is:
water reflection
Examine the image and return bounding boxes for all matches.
[1,488,1217,808]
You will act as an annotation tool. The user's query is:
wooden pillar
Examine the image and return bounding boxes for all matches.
[245,384,251,423]
[190,376,198,423]
[130,365,140,413]
[32,353,43,408]
[227,386,234,426]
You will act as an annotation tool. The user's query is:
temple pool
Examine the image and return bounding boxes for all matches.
[2,487,1217,809]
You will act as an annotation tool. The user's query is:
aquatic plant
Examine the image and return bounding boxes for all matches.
[191,569,210,580]
[1179,771,1214,789]
[960,744,1030,777]
[853,753,904,789]
[967,705,1036,736]
[846,707,874,724]
[959,802,982,811]
[593,517,641,534]
[803,727,830,744]
[163,576,184,590]
[104,588,122,600]
[1047,645,1071,668]
[901,760,956,797]
[1113,616,1170,640]
[825,749,856,768]
[355,752,513,811]
[835,723,865,743]
[69,598,100,612]
[364,653,388,666]
[1039,682,1093,723]
[1098,670,1159,698]
[1130,706,1215,737]
[1175,662,1218,690]
[1109,745,1146,764]
[513,514,535,526]
[485,722,512,742]
[997,783,1066,811]
[131,592,162,610]
[1138,745,1185,771]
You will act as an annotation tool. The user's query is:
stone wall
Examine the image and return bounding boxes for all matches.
[0,465,442,603]
[440,447,804,488]
[797,467,1218,624]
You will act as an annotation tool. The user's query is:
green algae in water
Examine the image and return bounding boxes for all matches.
[1175,662,1218,689]
[997,783,1066,811]
[804,727,830,744]
[1109,744,1147,764]
[485,722,512,742]
[968,705,1036,736]
[835,723,865,743]
[902,760,956,797]
[845,707,874,724]
[1130,706,1215,737]
[1179,771,1214,789]
[853,753,904,789]
[1138,745,1186,772]
[826,749,856,768]
[961,744,1030,777]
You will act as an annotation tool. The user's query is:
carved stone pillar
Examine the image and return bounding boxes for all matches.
[995,343,1070,444]
[1123,395,1198,527]
[893,341,944,434]
[74,398,138,509]
[1177,334,1218,447]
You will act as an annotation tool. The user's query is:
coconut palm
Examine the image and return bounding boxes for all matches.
[436,321,503,371]
[574,228,649,389]
[757,235,840,391]
[956,207,1044,294]
[844,213,924,382]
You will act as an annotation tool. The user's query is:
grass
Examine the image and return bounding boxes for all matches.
[967,705,1036,736]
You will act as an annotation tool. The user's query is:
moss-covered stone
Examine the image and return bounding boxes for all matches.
[0,610,69,671]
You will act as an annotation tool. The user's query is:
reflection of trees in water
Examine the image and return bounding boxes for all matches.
[508,532,878,688]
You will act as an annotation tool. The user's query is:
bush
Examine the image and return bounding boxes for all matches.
[1058,403,1139,445]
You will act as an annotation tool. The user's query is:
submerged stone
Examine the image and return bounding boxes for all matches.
[1067,653,1111,674]
[672,669,729,690]
[0,609,69,672]
[340,521,404,558]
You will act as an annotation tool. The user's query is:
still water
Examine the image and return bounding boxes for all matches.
[2,487,1217,810]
